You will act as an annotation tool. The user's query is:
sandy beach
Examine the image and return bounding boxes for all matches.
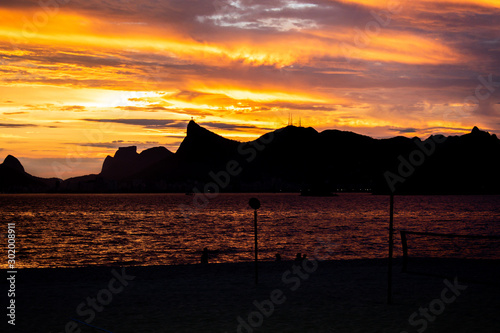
[7,258,500,333]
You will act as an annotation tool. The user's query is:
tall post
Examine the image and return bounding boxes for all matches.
[249,198,261,285]
[388,194,394,304]
[254,209,258,285]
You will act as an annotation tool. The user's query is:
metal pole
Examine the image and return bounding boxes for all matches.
[388,194,394,304]
[254,209,258,285]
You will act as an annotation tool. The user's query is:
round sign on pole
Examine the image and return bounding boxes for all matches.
[249,198,261,210]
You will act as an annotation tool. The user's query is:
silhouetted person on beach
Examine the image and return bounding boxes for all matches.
[302,254,307,261]
[275,253,282,262]
[295,253,302,263]
[201,247,209,264]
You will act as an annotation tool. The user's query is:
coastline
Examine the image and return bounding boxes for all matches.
[7,258,500,332]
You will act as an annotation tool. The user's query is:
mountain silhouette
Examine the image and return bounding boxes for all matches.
[3,155,25,173]
[174,120,240,181]
[101,146,174,180]
[0,155,59,193]
[1,121,500,193]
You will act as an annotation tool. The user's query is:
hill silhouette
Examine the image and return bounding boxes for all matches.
[1,121,499,194]
[101,146,174,180]
[0,155,60,193]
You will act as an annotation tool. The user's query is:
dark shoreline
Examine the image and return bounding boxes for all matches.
[8,257,500,332]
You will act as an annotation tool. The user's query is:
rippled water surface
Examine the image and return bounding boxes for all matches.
[1,193,499,268]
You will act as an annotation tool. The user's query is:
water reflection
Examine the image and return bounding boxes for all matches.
[0,193,499,268]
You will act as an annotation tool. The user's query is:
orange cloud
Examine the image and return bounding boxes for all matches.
[0,6,463,71]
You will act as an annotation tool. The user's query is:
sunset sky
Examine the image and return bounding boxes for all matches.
[1,0,499,178]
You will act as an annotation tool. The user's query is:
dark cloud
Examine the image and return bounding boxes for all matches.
[388,125,478,136]
[74,140,165,149]
[0,123,37,127]
[80,118,273,131]
[423,126,480,132]
[389,127,417,134]
[0,0,37,8]
[200,122,274,131]
[5,47,128,68]
[82,118,186,129]
[59,105,87,112]
[3,111,28,115]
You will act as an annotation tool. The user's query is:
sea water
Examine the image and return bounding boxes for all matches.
[1,193,499,268]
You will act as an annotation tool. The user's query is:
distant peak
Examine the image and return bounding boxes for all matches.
[187,120,202,134]
[470,126,490,137]
[186,120,216,138]
[278,125,318,135]
[118,146,137,153]
[114,146,138,159]
[3,155,25,173]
